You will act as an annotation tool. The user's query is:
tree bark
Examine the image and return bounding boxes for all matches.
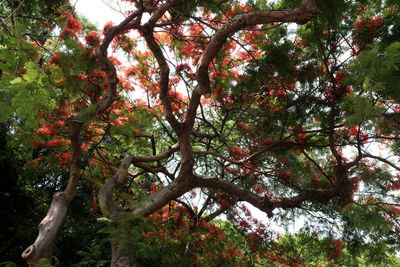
[21,192,68,266]
[22,120,83,266]
[111,240,137,267]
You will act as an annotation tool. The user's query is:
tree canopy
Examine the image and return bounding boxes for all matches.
[1,0,400,266]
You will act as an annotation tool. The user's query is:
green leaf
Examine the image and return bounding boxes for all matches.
[97,217,113,223]
[23,61,40,83]
[9,77,22,84]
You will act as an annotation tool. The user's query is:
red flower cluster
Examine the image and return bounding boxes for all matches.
[49,52,61,65]
[358,4,366,15]
[348,126,368,140]
[175,63,191,73]
[168,91,186,112]
[216,192,237,207]
[326,239,344,260]
[353,16,384,50]
[46,138,69,147]
[85,31,101,47]
[325,71,352,101]
[150,183,160,194]
[60,11,82,39]
[56,152,71,164]
[67,14,82,32]
[236,122,251,131]
[102,21,114,35]
[228,146,246,158]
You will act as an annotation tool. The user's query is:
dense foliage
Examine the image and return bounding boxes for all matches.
[1,0,400,266]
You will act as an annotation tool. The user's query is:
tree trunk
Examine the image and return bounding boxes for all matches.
[111,240,137,267]
[22,120,83,266]
[21,192,68,266]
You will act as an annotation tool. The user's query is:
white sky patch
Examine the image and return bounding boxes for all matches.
[74,0,126,28]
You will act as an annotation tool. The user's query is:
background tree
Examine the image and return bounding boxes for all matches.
[1,0,400,266]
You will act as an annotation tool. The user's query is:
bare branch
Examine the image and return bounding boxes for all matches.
[193,174,274,217]
[129,142,179,162]
[194,165,348,219]
[363,152,400,172]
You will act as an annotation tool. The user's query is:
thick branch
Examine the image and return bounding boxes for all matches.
[197,0,320,95]
[132,176,195,216]
[99,143,181,217]
[129,142,179,162]
[64,119,83,202]
[141,1,182,133]
[193,175,274,217]
[194,165,348,218]
[86,10,145,120]
[142,31,182,131]
[99,153,134,217]
[147,0,180,25]
[185,0,320,130]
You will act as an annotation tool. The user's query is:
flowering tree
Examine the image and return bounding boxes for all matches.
[1,0,400,266]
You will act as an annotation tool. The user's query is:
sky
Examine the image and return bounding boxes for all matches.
[74,0,125,29]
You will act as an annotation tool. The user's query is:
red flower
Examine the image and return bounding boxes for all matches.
[37,125,53,136]
[358,4,366,15]
[60,11,82,39]
[124,66,137,76]
[102,21,114,35]
[374,16,383,26]
[91,201,98,214]
[326,239,344,259]
[121,80,132,90]
[93,70,106,79]
[67,15,82,32]
[85,31,100,47]
[239,220,249,227]
[228,146,246,157]
[56,152,71,164]
[236,122,251,131]
[175,63,191,73]
[49,52,61,65]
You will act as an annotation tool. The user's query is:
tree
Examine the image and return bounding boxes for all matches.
[0,2,112,266]
[1,0,400,266]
